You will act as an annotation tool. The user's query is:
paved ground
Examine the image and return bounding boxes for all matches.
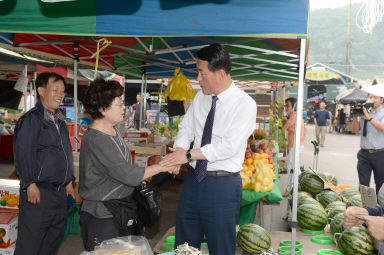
[0,124,369,254]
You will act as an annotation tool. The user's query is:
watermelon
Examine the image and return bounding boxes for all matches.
[326,201,346,212]
[338,225,375,255]
[298,191,312,198]
[237,224,271,254]
[298,203,328,230]
[340,188,360,201]
[327,204,346,221]
[330,212,345,235]
[318,172,338,186]
[299,173,324,196]
[297,196,322,208]
[316,190,342,208]
[346,194,362,208]
[299,170,312,183]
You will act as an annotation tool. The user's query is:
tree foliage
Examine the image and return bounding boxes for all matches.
[309,4,384,79]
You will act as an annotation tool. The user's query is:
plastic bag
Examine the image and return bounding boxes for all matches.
[80,236,153,255]
[165,68,195,101]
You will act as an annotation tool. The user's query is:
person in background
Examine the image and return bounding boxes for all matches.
[314,102,330,147]
[79,80,176,251]
[131,93,150,130]
[25,89,35,112]
[327,107,333,133]
[352,92,384,195]
[338,108,346,133]
[160,43,257,255]
[302,108,307,122]
[281,97,304,197]
[13,72,75,255]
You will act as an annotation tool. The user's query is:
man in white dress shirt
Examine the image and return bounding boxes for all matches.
[160,43,257,255]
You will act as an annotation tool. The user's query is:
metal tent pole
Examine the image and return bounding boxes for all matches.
[139,74,145,129]
[74,42,79,152]
[290,38,307,254]
[23,65,28,111]
[143,73,148,128]
[157,80,164,124]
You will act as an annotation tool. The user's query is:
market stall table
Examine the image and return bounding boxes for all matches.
[154,227,337,254]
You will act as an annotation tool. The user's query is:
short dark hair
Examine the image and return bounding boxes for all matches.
[81,79,124,120]
[285,97,297,108]
[35,72,66,101]
[196,43,231,74]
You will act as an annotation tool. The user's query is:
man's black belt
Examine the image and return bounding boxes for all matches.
[190,167,239,177]
[206,171,239,177]
[362,148,384,154]
[36,182,65,191]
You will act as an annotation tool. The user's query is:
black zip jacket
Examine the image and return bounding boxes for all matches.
[13,101,75,190]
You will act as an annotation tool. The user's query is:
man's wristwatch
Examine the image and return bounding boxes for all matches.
[186,149,193,162]
[368,117,373,122]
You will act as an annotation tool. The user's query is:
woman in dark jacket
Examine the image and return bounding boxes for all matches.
[79,79,176,251]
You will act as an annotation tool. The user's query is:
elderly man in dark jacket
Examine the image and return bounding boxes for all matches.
[13,72,75,255]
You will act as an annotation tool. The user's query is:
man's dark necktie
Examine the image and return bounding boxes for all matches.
[194,96,218,182]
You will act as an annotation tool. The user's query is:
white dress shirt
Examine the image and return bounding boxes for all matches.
[174,82,257,172]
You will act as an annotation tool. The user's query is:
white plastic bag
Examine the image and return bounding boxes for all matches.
[80,236,154,255]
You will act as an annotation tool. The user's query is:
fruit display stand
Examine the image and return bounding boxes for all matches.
[238,144,283,226]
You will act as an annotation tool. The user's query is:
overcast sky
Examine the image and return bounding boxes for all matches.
[310,0,365,10]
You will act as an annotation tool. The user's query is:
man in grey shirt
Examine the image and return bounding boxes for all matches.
[353,91,384,195]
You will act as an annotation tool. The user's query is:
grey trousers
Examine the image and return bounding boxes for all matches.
[315,125,327,146]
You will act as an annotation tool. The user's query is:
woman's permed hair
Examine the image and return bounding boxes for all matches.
[81,79,124,120]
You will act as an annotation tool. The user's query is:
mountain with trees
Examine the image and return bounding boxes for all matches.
[308,4,384,80]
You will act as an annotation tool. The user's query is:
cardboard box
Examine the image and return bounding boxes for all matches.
[0,180,20,212]
[0,213,17,249]
[127,143,166,156]
[135,154,161,167]
[0,243,15,255]
[124,132,149,143]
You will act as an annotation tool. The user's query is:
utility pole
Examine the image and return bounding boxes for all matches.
[345,0,352,82]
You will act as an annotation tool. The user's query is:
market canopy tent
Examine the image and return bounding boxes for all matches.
[337,88,368,104]
[0,0,308,81]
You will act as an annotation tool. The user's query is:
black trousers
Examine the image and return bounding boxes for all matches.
[357,149,384,194]
[79,211,119,251]
[14,187,67,255]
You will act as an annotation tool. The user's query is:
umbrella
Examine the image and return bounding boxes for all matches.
[362,83,384,98]
[338,88,368,104]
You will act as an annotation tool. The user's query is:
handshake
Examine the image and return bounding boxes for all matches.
[160,147,191,175]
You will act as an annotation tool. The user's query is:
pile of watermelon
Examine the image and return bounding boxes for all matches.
[293,170,377,255]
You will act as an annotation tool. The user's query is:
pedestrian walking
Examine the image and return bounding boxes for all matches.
[314,102,330,147]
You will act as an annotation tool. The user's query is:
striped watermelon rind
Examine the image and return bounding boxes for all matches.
[327,204,346,220]
[340,188,360,201]
[318,172,338,186]
[330,212,344,235]
[316,190,342,208]
[346,194,362,208]
[338,225,375,255]
[299,173,324,196]
[237,224,271,254]
[326,201,346,212]
[298,203,328,230]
